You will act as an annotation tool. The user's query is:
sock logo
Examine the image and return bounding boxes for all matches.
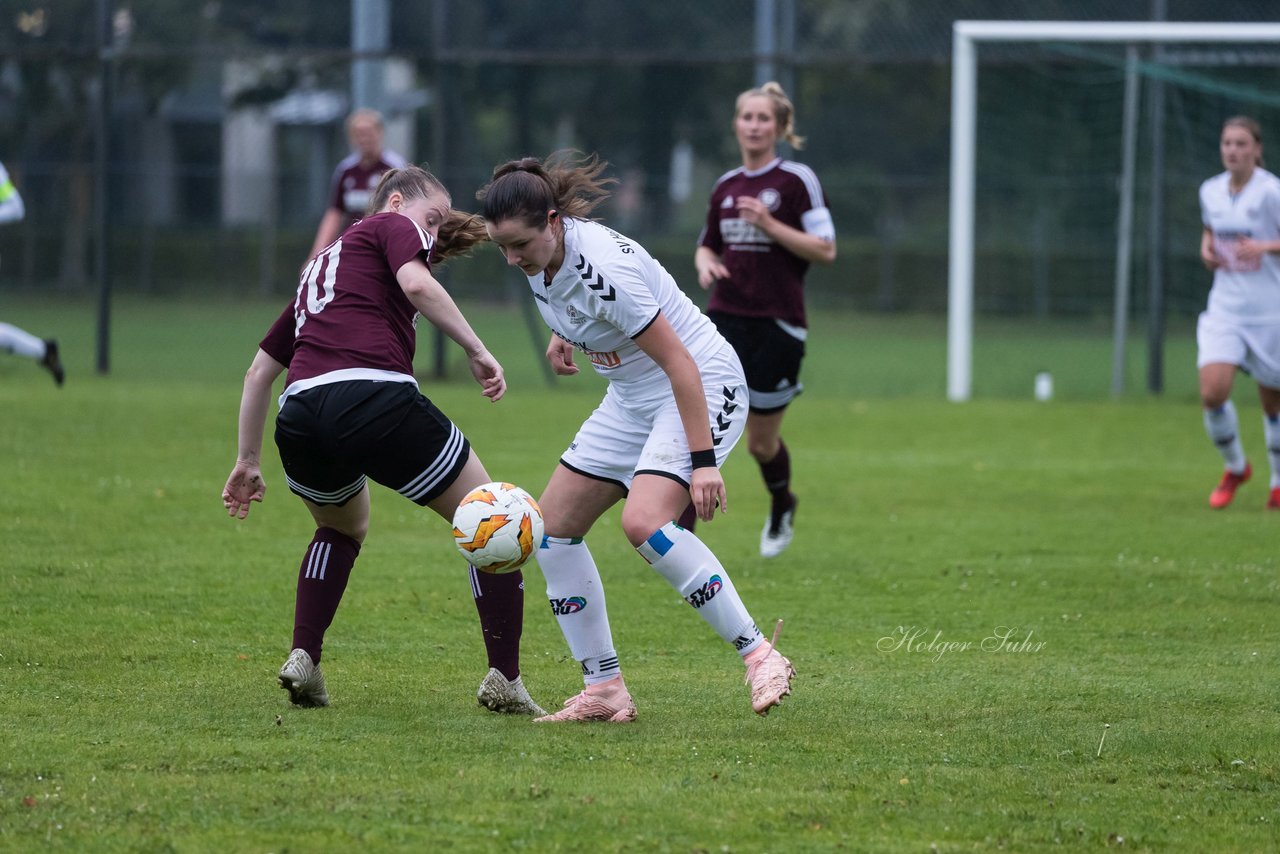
[685,575,723,609]
[548,596,587,615]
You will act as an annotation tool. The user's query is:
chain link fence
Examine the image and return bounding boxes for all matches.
[0,0,1276,320]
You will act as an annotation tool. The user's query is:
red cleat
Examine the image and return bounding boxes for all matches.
[1268,487,1280,510]
[1209,462,1251,509]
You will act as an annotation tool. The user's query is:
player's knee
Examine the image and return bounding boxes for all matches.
[747,435,779,462]
[1201,387,1230,410]
[620,506,665,549]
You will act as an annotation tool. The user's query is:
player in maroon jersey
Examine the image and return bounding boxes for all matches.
[694,81,837,558]
[222,165,544,715]
[306,108,409,261]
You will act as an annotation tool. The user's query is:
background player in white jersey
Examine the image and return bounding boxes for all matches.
[694,82,836,557]
[0,159,63,385]
[223,166,544,715]
[478,151,794,722]
[1196,116,1280,510]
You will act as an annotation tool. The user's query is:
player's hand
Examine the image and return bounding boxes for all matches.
[1201,246,1221,270]
[223,462,266,519]
[690,467,727,522]
[547,337,579,376]
[697,259,729,290]
[736,195,775,231]
[468,349,506,401]
[1235,237,1267,265]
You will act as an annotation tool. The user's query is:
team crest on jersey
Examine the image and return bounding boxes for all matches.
[758,188,782,211]
[565,304,588,325]
[721,196,734,209]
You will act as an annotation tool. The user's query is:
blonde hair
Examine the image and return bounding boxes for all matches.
[367,165,488,261]
[1223,115,1265,168]
[346,108,385,134]
[477,150,616,228]
[735,81,805,150]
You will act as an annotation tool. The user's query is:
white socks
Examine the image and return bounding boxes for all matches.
[536,537,619,685]
[1265,413,1280,488]
[637,522,764,657]
[0,322,45,360]
[1204,401,1247,473]
[537,524,768,686]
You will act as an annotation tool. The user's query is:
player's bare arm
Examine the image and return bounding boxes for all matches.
[633,313,727,521]
[223,348,285,519]
[1200,226,1220,269]
[307,208,345,262]
[736,195,836,264]
[1234,236,1280,264]
[396,258,506,401]
[694,245,729,290]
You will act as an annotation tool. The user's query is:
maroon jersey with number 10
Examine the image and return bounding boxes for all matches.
[697,157,833,329]
[260,211,434,393]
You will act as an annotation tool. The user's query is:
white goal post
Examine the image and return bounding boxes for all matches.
[948,20,1280,402]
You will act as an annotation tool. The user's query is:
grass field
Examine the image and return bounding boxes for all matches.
[2,295,1277,852]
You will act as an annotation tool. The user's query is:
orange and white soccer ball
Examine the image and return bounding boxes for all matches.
[451,481,544,573]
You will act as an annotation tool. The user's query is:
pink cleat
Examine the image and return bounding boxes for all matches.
[744,620,795,716]
[1209,462,1251,509]
[533,676,637,723]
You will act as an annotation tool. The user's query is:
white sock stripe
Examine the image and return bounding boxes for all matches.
[399,425,464,501]
[304,541,333,580]
[470,565,482,598]
[287,473,366,504]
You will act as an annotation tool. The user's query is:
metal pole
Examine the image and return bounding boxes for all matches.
[94,0,113,375]
[1111,45,1140,396]
[351,0,389,112]
[431,0,447,378]
[754,0,776,86]
[947,27,977,401]
[1146,0,1168,394]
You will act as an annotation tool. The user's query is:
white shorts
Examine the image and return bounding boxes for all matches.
[560,342,748,491]
[1196,312,1280,388]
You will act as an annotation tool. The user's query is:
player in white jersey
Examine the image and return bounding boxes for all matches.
[478,151,795,722]
[0,160,64,386]
[1196,116,1280,510]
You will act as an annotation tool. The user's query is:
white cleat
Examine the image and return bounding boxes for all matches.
[477,668,546,716]
[279,648,329,707]
[760,497,797,558]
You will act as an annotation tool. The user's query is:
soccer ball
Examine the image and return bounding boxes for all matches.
[451,481,544,573]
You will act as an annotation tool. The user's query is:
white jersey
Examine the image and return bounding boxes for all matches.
[0,161,25,224]
[527,218,726,403]
[1199,167,1280,324]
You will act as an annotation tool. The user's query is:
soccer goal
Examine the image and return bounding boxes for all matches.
[948,21,1280,401]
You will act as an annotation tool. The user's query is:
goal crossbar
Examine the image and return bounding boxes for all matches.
[948,21,1280,401]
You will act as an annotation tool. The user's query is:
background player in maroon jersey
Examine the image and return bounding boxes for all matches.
[222,165,544,715]
[694,81,837,558]
[306,108,408,261]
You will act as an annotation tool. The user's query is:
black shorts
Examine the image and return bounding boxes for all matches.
[274,380,470,507]
[707,310,805,414]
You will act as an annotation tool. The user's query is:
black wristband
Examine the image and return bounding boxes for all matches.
[690,448,717,470]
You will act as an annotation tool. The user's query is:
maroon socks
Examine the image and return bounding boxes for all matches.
[291,527,360,664]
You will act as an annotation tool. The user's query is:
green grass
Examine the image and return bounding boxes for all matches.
[1,295,1277,852]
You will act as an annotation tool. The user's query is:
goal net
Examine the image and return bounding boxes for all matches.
[949,21,1280,400]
